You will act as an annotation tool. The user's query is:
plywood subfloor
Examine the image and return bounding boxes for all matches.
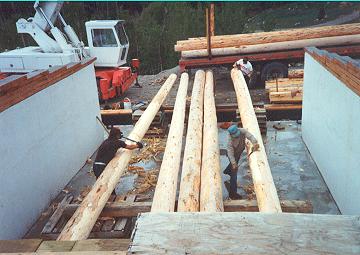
[129,212,360,254]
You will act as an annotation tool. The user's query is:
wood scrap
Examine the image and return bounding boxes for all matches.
[129,137,166,164]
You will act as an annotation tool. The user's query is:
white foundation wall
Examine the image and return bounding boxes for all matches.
[302,53,360,214]
[0,64,103,239]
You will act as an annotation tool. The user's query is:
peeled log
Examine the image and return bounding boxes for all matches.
[57,74,177,240]
[177,70,205,212]
[181,34,360,58]
[231,68,282,213]
[200,71,224,212]
[175,23,360,51]
[151,73,189,212]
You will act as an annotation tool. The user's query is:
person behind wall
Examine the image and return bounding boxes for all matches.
[233,57,253,86]
[93,127,143,193]
[224,124,259,199]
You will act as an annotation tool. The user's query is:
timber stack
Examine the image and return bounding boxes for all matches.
[175,23,360,58]
[264,69,304,111]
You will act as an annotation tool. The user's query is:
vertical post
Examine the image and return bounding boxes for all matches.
[210,3,215,36]
[206,8,212,60]
[151,73,189,212]
[200,70,224,212]
[231,68,282,213]
[178,70,206,212]
[57,74,177,240]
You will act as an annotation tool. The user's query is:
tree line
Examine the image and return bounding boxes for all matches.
[0,2,337,74]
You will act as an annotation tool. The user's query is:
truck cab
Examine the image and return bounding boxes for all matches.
[85,20,129,68]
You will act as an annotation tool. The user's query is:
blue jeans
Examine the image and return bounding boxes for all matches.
[224,163,238,195]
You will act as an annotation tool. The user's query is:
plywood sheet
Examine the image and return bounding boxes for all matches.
[130,212,360,254]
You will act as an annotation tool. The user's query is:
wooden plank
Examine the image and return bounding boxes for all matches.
[266,78,303,86]
[64,200,312,217]
[41,231,128,240]
[269,91,303,103]
[129,212,360,254]
[0,239,42,253]
[42,195,73,234]
[114,194,137,231]
[0,252,126,255]
[72,239,129,251]
[265,104,303,111]
[100,109,133,116]
[36,241,75,252]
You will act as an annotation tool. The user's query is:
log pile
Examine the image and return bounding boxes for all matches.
[175,23,360,58]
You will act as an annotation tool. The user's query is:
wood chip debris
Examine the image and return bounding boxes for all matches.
[127,168,159,195]
[130,137,165,164]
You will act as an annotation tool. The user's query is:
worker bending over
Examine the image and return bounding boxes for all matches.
[224,124,259,199]
[233,57,253,85]
[93,127,143,179]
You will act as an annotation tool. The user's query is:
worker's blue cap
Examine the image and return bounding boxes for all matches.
[228,125,241,138]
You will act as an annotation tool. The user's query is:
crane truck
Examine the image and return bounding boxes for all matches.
[0,1,140,101]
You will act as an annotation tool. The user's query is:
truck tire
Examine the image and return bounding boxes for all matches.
[248,74,257,89]
[261,62,288,82]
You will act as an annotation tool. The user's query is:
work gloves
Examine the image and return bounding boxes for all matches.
[136,142,144,149]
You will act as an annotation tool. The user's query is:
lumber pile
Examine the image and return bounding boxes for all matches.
[266,77,303,106]
[175,23,360,58]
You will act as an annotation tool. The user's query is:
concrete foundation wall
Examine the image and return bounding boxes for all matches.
[0,64,103,239]
[302,53,360,214]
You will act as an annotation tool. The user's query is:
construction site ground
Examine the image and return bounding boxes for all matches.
[25,119,339,239]
[118,67,266,107]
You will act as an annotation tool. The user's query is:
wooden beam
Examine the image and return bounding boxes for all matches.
[63,200,313,217]
[210,3,215,36]
[178,70,205,212]
[269,91,303,103]
[42,195,73,234]
[231,68,282,213]
[57,74,177,241]
[175,23,360,51]
[100,109,132,116]
[200,70,223,212]
[0,239,42,253]
[151,73,189,212]
[181,34,360,58]
[205,8,212,59]
[264,104,302,111]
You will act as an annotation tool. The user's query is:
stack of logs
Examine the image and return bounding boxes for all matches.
[175,23,360,58]
[265,69,304,111]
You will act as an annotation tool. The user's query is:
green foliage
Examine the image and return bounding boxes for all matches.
[0,2,358,74]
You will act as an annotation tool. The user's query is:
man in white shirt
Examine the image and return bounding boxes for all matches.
[233,57,253,85]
